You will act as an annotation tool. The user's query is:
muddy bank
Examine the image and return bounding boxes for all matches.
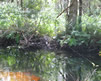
[0,35,100,58]
[0,35,60,51]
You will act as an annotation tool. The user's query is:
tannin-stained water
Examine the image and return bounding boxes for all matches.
[0,71,40,81]
[0,47,101,81]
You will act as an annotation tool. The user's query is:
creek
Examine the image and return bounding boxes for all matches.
[0,47,101,81]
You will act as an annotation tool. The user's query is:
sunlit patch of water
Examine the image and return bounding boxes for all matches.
[0,70,40,81]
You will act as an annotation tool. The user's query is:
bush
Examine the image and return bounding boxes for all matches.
[0,2,65,37]
[59,14,101,47]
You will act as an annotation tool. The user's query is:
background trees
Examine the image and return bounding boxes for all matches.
[0,0,101,47]
[56,0,101,47]
[0,1,101,81]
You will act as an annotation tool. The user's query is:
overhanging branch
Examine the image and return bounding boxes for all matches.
[57,2,73,18]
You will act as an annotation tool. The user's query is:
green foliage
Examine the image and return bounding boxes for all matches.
[59,14,101,47]
[0,1,65,38]
[23,0,43,17]
[0,0,100,48]
[60,31,90,46]
[0,3,27,30]
[35,8,65,36]
[7,56,16,66]
[0,55,16,66]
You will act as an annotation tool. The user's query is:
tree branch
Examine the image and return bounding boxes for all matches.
[57,2,73,18]
[59,71,66,81]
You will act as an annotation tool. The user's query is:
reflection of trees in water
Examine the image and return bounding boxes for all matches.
[61,58,98,81]
[0,48,61,81]
[0,48,100,81]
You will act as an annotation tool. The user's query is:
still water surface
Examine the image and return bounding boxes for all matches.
[0,47,101,81]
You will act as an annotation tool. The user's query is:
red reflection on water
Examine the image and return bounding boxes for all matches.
[0,71,40,81]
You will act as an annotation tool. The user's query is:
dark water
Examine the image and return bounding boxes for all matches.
[0,46,101,81]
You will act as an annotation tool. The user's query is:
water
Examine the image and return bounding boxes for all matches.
[0,47,101,81]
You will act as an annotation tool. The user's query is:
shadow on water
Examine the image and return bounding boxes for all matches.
[0,47,101,81]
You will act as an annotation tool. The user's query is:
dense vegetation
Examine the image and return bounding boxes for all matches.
[0,0,101,56]
[0,0,101,81]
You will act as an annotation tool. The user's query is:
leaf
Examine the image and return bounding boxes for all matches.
[15,34,20,43]
[6,32,15,39]
[68,38,77,46]
[7,56,16,66]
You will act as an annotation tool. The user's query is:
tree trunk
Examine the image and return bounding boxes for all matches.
[88,1,92,16]
[11,0,14,2]
[66,0,78,34]
[78,0,82,31]
[21,0,23,7]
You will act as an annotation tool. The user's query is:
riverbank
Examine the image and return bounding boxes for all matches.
[0,32,100,59]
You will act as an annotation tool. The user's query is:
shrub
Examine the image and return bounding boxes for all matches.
[59,14,101,47]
